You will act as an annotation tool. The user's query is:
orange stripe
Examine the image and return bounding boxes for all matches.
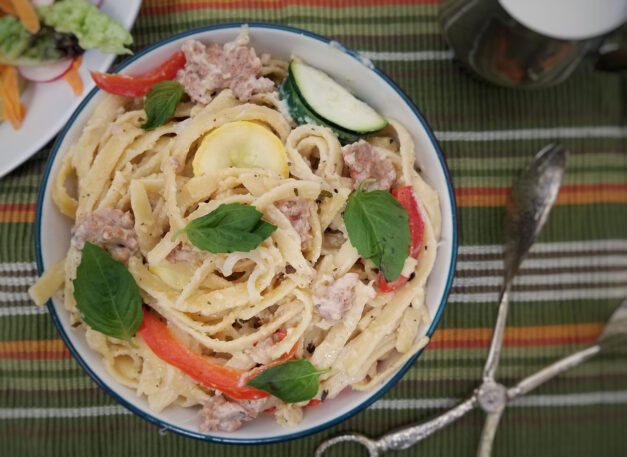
[1,182,624,221]
[429,323,603,349]
[0,340,71,359]
[0,203,35,223]
[455,184,627,207]
[0,323,603,359]
[0,212,34,223]
[141,0,440,14]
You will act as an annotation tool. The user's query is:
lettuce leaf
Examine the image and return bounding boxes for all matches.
[0,16,79,66]
[38,0,133,55]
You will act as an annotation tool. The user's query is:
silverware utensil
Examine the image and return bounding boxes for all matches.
[476,142,567,457]
[314,143,569,457]
[314,298,627,457]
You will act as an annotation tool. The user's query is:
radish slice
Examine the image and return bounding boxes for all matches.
[17,58,75,83]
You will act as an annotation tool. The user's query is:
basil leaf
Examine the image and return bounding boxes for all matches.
[343,181,410,281]
[142,80,184,130]
[245,360,328,403]
[174,203,277,254]
[72,242,143,342]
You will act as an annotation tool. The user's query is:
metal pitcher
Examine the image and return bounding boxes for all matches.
[439,0,627,88]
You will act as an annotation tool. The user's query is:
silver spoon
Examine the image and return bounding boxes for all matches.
[476,142,568,457]
[314,143,569,457]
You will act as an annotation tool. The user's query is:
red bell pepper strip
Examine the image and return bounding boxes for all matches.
[378,273,409,293]
[90,51,186,97]
[138,309,296,400]
[393,186,425,258]
[377,186,425,293]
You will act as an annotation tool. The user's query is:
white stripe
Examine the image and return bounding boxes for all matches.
[2,391,624,420]
[456,255,627,271]
[0,241,624,314]
[0,306,47,316]
[370,391,627,410]
[359,50,455,61]
[371,398,457,410]
[0,240,622,282]
[4,285,625,313]
[0,262,37,273]
[0,405,130,420]
[434,126,627,142]
[0,276,36,287]
[453,271,627,288]
[0,291,32,303]
[459,240,627,256]
[448,287,627,304]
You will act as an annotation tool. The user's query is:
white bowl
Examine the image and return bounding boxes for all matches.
[35,23,458,444]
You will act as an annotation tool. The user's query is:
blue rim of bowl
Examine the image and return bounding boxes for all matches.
[35,22,458,445]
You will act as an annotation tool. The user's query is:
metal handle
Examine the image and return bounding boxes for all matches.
[378,396,478,451]
[476,408,505,457]
[508,345,601,400]
[482,284,511,382]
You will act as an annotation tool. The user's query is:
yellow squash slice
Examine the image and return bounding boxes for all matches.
[149,262,196,291]
[193,120,289,178]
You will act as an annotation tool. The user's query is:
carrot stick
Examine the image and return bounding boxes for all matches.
[63,56,83,96]
[10,0,39,34]
[0,0,17,16]
[0,67,25,129]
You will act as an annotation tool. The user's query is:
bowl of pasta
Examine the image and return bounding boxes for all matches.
[31,23,457,443]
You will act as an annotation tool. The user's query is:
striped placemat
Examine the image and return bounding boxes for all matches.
[1,1,626,456]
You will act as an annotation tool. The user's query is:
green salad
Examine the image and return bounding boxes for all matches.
[0,0,132,67]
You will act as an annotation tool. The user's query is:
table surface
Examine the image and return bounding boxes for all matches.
[1,1,626,456]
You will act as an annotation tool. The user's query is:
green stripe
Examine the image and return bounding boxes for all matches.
[0,315,58,341]
[395,359,627,385]
[452,172,627,188]
[0,376,98,392]
[443,138,626,158]
[386,68,625,131]
[458,204,627,245]
[2,406,627,457]
[132,11,441,49]
[448,152,627,173]
[439,299,624,329]
[0,361,83,376]
[0,223,35,262]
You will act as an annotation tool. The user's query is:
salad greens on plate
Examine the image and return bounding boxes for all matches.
[0,0,132,129]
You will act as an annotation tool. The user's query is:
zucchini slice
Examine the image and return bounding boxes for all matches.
[288,60,387,134]
[279,76,361,143]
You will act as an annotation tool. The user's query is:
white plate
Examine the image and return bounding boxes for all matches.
[0,0,141,178]
[36,24,458,444]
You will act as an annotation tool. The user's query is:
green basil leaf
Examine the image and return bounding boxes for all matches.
[174,203,277,254]
[245,360,328,403]
[141,80,184,130]
[343,181,410,282]
[72,242,143,342]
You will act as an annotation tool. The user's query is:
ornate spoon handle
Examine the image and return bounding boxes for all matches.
[482,286,511,382]
[378,396,478,452]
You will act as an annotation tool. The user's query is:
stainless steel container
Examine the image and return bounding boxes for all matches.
[439,0,627,88]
